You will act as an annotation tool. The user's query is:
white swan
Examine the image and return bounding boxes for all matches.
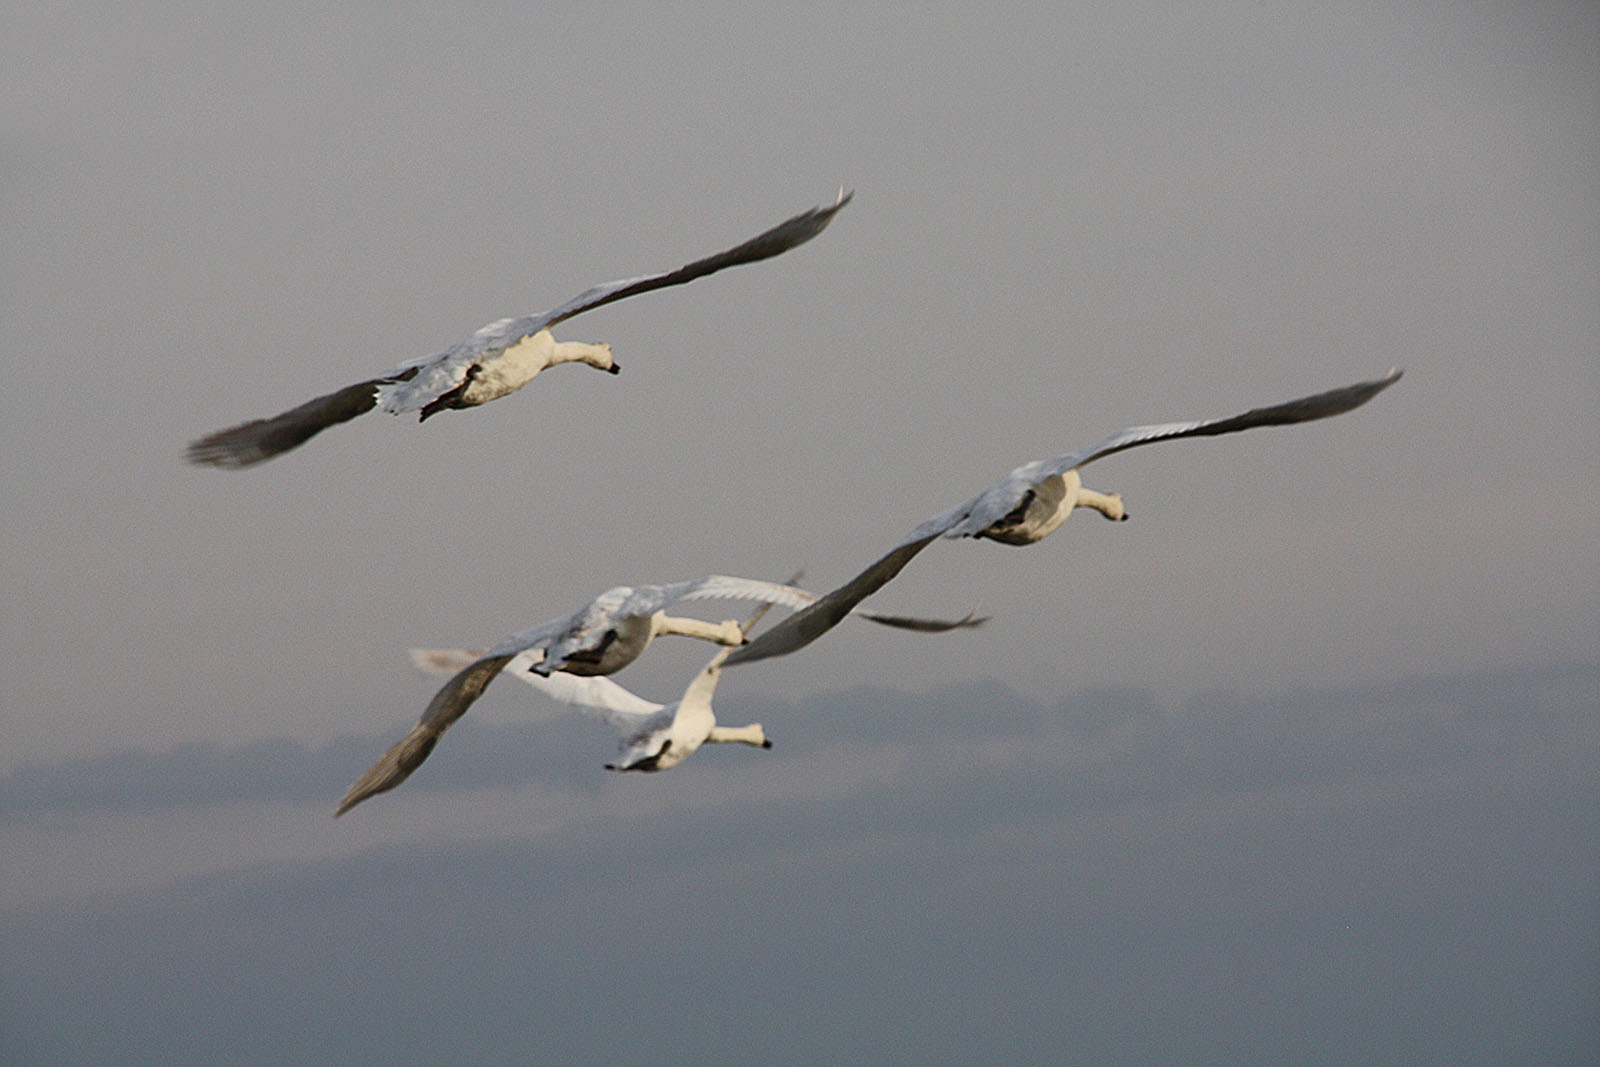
[724,368,1403,666]
[187,190,852,467]
[405,638,766,775]
[333,574,982,814]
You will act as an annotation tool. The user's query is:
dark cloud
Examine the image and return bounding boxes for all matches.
[3,664,1596,1064]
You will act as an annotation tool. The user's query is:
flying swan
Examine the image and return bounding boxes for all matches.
[404,617,771,777]
[723,368,1403,667]
[187,190,852,468]
[334,574,982,814]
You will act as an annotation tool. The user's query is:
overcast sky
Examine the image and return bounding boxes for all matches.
[3,3,1596,1063]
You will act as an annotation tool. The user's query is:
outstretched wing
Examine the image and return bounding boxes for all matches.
[335,651,517,816]
[532,188,853,333]
[184,375,396,468]
[727,368,1401,666]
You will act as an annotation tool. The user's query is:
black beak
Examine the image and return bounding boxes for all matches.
[605,362,621,375]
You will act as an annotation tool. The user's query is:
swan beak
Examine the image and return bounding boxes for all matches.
[761,740,773,749]
[605,362,621,375]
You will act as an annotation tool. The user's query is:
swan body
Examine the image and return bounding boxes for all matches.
[334,574,982,813]
[187,190,852,467]
[725,368,1403,666]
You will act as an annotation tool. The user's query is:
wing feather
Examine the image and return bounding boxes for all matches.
[185,377,390,468]
[536,189,853,331]
[335,652,516,816]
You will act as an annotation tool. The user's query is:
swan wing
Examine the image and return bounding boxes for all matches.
[515,671,666,721]
[633,573,987,641]
[185,376,394,468]
[853,606,989,631]
[335,650,517,816]
[630,575,822,615]
[533,189,852,333]
[335,614,586,815]
[495,659,668,730]
[721,534,944,666]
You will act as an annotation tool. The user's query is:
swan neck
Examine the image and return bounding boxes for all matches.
[1075,486,1125,520]
[551,340,612,369]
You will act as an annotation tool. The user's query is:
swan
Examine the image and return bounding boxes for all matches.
[333,574,982,814]
[187,190,852,467]
[724,368,1403,666]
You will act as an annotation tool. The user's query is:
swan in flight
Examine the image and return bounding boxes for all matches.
[333,574,982,814]
[724,368,1403,667]
[187,190,852,468]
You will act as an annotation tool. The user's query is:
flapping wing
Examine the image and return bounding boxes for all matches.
[335,651,516,816]
[185,376,393,468]
[334,614,581,814]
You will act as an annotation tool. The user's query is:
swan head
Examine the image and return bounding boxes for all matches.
[607,732,674,772]
[540,626,621,676]
[550,339,618,375]
[584,342,618,374]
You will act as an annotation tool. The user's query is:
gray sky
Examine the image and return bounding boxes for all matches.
[3,2,1596,1062]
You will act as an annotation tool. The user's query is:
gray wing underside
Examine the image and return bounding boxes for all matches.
[726,368,1401,666]
[508,189,854,338]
